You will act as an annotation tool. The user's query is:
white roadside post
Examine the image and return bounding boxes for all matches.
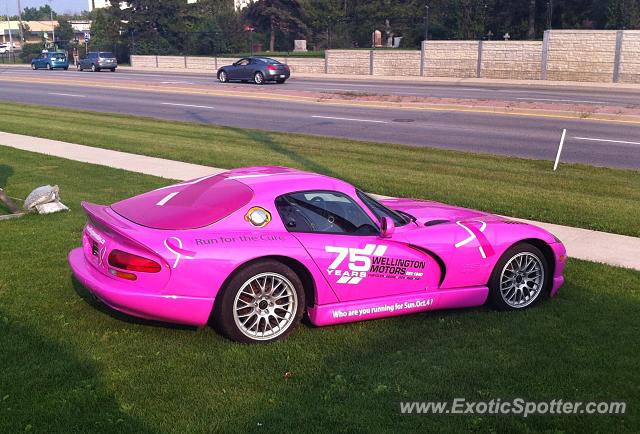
[554,129,567,171]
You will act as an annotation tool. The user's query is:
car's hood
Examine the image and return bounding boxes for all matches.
[380,197,495,225]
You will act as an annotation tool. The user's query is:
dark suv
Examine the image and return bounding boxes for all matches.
[77,51,117,72]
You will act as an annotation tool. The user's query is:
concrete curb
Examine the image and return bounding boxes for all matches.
[1,131,639,272]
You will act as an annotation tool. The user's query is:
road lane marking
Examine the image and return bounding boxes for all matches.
[573,136,640,146]
[48,92,86,98]
[161,81,194,85]
[311,115,387,124]
[517,97,607,104]
[161,102,215,109]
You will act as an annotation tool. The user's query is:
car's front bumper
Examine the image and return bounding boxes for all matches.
[550,242,567,297]
[68,247,213,326]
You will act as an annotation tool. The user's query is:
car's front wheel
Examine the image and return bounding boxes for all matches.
[215,260,305,343]
[46,63,52,70]
[31,63,37,70]
[488,243,549,311]
[253,71,264,85]
[218,70,227,83]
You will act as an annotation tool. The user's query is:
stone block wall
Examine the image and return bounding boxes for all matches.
[326,50,371,75]
[619,30,640,84]
[481,41,543,80]
[372,50,421,76]
[545,30,617,82]
[423,41,479,78]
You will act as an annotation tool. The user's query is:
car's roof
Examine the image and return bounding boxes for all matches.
[220,166,353,196]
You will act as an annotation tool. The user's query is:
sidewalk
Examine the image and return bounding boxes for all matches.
[1,131,639,272]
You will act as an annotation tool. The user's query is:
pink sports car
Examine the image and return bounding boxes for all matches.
[69,166,566,343]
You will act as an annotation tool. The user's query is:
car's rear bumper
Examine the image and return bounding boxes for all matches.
[68,247,213,327]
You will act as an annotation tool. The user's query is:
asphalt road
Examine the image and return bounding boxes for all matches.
[1,67,640,169]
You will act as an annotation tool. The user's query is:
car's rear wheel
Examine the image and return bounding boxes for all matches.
[488,243,549,311]
[91,64,98,72]
[215,260,305,343]
[64,66,69,70]
[218,70,227,83]
[253,71,264,85]
[276,78,286,84]
[110,68,116,72]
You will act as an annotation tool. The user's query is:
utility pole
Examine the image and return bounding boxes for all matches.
[424,4,429,41]
[546,0,553,30]
[48,0,55,49]
[16,0,24,42]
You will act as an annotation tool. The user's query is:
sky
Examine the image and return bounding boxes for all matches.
[2,0,88,16]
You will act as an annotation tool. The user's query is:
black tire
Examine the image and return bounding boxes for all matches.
[217,70,228,83]
[488,242,549,311]
[253,71,265,85]
[31,63,37,70]
[110,68,116,72]
[91,64,99,72]
[46,63,52,70]
[64,66,69,70]
[215,260,305,344]
[276,78,287,84]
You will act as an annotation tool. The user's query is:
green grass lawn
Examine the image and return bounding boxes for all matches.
[2,102,640,238]
[1,147,639,433]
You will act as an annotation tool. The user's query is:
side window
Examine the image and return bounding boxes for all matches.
[275,191,378,235]
[238,59,250,66]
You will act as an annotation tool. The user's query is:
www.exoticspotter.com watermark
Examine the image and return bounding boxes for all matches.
[399,399,627,417]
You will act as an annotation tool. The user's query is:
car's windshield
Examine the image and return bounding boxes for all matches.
[99,52,115,58]
[357,190,412,227]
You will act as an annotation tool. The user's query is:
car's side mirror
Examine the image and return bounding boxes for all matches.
[380,216,395,238]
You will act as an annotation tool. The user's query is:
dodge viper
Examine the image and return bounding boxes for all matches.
[69,166,566,343]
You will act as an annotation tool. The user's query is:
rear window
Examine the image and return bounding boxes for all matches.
[52,53,66,59]
[100,52,115,58]
[111,174,254,230]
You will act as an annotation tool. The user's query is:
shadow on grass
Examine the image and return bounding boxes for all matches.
[0,310,154,433]
[0,164,14,188]
[71,277,197,332]
[230,127,342,180]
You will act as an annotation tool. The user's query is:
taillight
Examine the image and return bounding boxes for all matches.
[108,249,161,273]
[267,64,278,71]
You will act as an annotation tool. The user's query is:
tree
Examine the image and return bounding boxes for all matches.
[22,5,57,21]
[55,19,75,44]
[528,0,536,38]
[606,0,640,29]
[245,0,308,51]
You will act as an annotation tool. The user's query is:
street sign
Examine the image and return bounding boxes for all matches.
[84,32,91,42]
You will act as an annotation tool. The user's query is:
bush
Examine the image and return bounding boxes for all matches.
[20,43,45,63]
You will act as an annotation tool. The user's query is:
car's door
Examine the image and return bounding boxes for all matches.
[36,53,47,67]
[275,190,436,302]
[227,58,249,80]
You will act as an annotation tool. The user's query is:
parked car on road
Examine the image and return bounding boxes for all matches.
[69,166,566,344]
[31,52,69,70]
[0,44,7,54]
[217,57,290,85]
[77,51,117,72]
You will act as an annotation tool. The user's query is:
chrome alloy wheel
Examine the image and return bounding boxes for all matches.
[499,252,545,308]
[233,272,298,341]
[218,70,227,82]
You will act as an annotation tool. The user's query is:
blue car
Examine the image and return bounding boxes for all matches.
[31,52,69,70]
[217,57,290,85]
